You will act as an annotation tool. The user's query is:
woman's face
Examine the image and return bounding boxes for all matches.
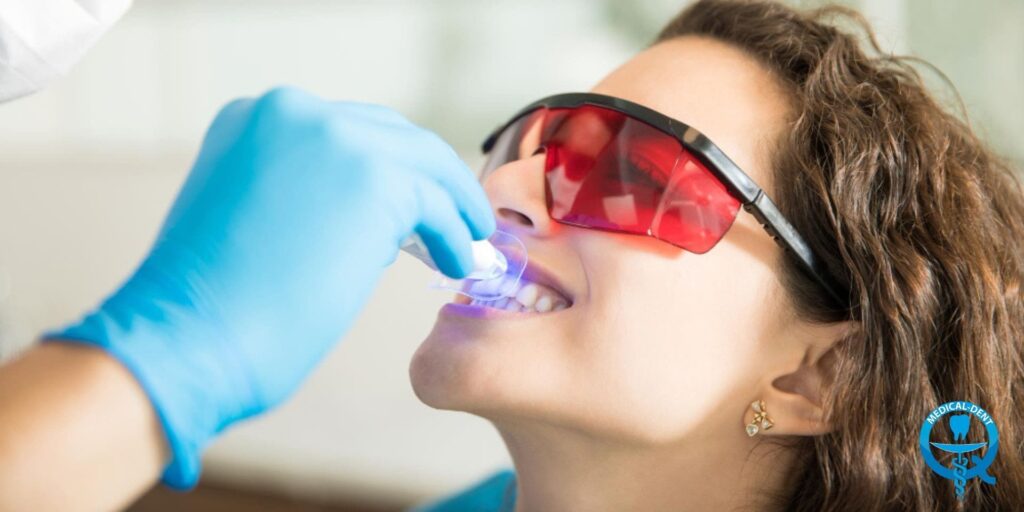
[411,36,801,443]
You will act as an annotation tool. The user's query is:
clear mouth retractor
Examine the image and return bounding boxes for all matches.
[400,230,528,301]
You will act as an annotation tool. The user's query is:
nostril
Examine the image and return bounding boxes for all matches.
[497,207,533,228]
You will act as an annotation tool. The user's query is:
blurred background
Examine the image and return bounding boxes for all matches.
[0,0,1020,510]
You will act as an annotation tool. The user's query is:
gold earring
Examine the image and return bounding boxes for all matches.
[746,399,774,437]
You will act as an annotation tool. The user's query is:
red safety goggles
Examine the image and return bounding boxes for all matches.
[480,93,847,307]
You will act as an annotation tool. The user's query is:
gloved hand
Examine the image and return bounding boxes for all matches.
[43,86,495,489]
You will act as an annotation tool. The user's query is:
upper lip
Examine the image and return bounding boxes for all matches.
[519,258,574,305]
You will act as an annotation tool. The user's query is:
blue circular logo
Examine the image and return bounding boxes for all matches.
[919,401,998,500]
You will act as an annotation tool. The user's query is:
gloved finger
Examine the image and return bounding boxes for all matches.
[334,100,412,128]
[161,97,257,236]
[212,97,255,129]
[326,101,495,241]
[414,179,476,279]
[200,97,256,159]
[251,85,327,127]
[402,130,496,241]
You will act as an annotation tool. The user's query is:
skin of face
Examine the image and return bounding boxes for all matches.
[410,35,818,451]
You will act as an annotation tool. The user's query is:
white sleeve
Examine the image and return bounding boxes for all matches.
[0,0,132,102]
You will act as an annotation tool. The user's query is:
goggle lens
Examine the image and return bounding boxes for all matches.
[483,104,742,254]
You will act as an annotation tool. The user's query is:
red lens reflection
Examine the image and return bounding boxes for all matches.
[488,104,742,253]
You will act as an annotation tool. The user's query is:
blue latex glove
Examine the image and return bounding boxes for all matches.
[43,86,495,489]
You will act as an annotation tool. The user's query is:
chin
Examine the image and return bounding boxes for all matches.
[408,280,579,414]
[408,320,502,412]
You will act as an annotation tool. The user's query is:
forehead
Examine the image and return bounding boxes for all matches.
[589,35,792,188]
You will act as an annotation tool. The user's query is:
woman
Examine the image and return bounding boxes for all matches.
[410,0,1024,510]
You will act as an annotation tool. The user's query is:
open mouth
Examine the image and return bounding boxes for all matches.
[453,264,573,314]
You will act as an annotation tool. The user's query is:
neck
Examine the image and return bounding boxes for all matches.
[493,417,796,512]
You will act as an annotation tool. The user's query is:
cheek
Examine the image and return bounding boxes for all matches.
[408,226,782,444]
[571,239,774,440]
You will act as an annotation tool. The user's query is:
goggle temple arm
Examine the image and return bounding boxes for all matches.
[743,191,847,308]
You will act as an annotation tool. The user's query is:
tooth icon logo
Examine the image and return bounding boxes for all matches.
[949,414,971,441]
[919,401,998,501]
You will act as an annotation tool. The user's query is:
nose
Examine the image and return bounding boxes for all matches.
[483,153,556,237]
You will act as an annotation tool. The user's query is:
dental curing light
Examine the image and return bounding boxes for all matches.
[400,230,527,301]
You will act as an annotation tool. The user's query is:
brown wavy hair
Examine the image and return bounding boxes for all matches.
[656,1,1024,510]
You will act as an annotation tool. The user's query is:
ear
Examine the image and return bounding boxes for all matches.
[744,320,856,437]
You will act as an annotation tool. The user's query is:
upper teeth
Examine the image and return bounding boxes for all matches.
[467,281,570,313]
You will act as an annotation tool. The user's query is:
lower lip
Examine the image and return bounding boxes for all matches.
[439,302,539,319]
